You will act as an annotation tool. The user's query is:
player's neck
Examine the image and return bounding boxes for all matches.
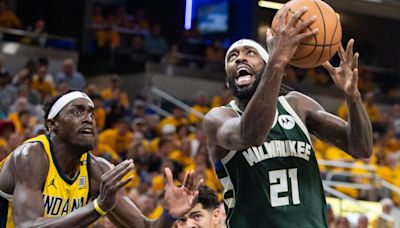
[235,97,249,112]
[50,135,85,179]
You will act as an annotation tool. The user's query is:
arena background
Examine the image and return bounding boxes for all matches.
[1,0,400,227]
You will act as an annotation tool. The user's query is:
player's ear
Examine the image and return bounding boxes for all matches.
[212,207,220,219]
[225,78,230,88]
[46,119,58,133]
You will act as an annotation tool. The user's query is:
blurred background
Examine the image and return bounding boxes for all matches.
[1,0,400,227]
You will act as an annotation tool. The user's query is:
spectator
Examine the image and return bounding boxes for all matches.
[357,215,369,228]
[0,0,21,28]
[160,106,188,129]
[163,43,181,65]
[372,198,394,228]
[211,86,233,108]
[205,39,224,72]
[131,99,147,120]
[327,204,335,228]
[169,137,195,169]
[0,54,9,76]
[55,58,86,89]
[31,65,56,103]
[188,93,209,125]
[91,94,106,131]
[335,216,350,228]
[8,97,36,117]
[17,79,41,105]
[92,138,121,165]
[90,3,108,49]
[83,83,99,97]
[136,194,157,218]
[144,24,168,62]
[134,9,150,31]
[391,105,400,141]
[36,57,54,86]
[22,18,47,46]
[101,75,129,108]
[98,118,133,158]
[337,91,381,123]
[0,70,15,117]
[0,120,15,162]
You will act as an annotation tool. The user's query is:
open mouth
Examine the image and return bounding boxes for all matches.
[236,67,253,86]
[80,128,94,135]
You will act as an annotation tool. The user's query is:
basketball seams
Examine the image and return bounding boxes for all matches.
[312,0,327,66]
[299,41,341,47]
[329,15,339,59]
[288,8,317,60]
[271,0,342,68]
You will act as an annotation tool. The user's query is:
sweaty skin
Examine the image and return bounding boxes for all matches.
[203,7,372,162]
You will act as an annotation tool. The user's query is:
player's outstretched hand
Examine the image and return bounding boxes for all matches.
[323,39,360,98]
[163,168,203,218]
[97,159,134,212]
[266,6,318,64]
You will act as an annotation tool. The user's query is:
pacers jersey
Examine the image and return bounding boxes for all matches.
[215,96,327,228]
[0,134,91,227]
[0,155,13,228]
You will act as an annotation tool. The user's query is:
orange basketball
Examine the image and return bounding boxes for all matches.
[271,0,342,68]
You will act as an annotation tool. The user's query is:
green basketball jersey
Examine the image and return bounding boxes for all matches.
[214,96,328,228]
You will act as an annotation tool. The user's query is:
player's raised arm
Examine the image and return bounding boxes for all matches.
[287,39,372,159]
[203,6,318,154]
[12,144,133,228]
[306,39,372,158]
[92,155,202,228]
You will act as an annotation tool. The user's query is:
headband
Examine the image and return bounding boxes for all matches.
[47,91,94,119]
[225,39,269,69]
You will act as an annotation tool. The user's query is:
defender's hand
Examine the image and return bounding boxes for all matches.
[97,159,134,211]
[267,6,318,64]
[322,39,360,98]
[163,168,203,218]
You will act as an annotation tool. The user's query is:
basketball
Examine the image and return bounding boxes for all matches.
[271,0,342,68]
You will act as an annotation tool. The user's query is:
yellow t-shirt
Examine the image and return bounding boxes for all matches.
[95,107,106,131]
[31,78,56,100]
[159,116,188,129]
[101,88,129,108]
[188,105,209,124]
[337,101,381,123]
[8,112,37,135]
[98,128,133,154]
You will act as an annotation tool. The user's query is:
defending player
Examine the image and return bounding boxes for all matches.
[0,90,201,227]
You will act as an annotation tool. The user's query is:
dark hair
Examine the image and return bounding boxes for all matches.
[197,185,219,210]
[38,57,49,66]
[89,94,103,101]
[43,89,79,120]
[18,110,30,118]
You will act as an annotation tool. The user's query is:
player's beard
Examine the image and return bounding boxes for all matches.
[227,70,262,101]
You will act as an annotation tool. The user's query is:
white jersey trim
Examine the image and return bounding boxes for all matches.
[220,100,278,164]
[278,96,312,144]
[0,189,12,201]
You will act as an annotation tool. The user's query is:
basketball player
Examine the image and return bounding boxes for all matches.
[175,185,224,228]
[202,6,372,228]
[0,90,201,227]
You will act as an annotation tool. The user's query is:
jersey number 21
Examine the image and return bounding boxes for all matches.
[269,168,300,207]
